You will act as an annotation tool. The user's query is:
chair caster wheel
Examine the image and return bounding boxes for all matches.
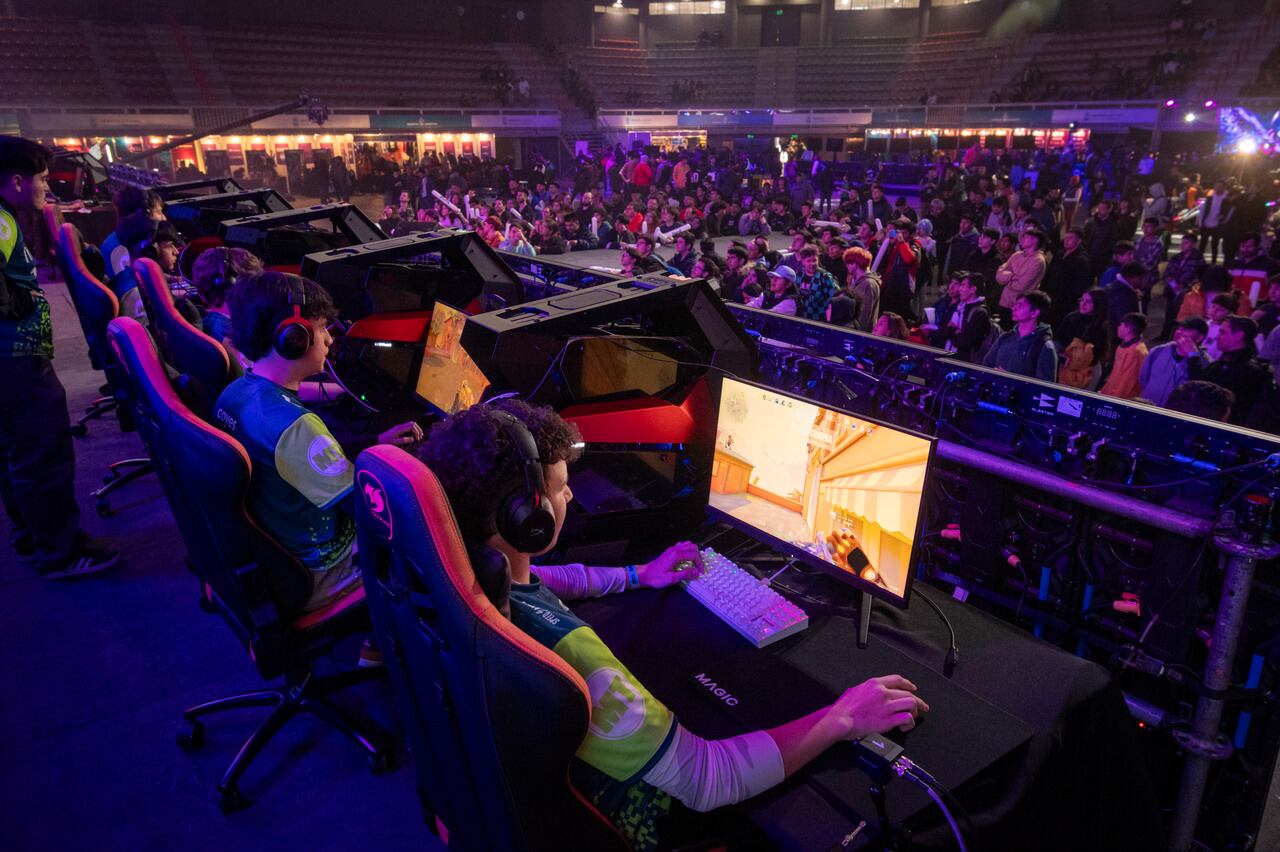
[177,719,206,751]
[71,423,88,438]
[218,784,246,814]
[95,498,112,517]
[369,750,394,774]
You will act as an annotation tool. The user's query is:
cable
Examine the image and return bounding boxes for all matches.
[912,585,959,677]
[896,757,974,852]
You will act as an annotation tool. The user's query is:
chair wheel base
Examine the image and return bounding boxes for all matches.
[218,784,246,814]
[70,423,88,438]
[177,719,206,751]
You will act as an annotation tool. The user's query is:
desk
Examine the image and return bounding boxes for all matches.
[573,582,1163,850]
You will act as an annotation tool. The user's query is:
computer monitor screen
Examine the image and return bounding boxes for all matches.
[710,377,934,606]
[415,303,491,415]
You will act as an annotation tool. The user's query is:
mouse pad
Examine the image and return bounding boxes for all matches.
[680,616,1035,798]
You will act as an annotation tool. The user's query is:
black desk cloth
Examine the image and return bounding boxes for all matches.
[573,585,1163,851]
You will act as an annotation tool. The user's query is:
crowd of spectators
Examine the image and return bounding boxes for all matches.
[401,138,1280,431]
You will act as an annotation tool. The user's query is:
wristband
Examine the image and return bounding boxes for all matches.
[626,564,640,589]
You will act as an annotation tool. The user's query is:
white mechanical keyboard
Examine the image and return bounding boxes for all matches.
[683,548,810,648]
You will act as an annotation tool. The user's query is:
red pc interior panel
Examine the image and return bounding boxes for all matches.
[345,310,433,344]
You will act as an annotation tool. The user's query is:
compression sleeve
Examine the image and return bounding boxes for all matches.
[641,724,786,813]
[533,563,629,600]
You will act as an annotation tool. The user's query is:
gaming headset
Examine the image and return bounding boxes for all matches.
[488,409,556,554]
[273,279,314,360]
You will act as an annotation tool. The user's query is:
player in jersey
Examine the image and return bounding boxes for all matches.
[0,136,118,578]
[215,271,422,617]
[99,184,164,282]
[419,399,928,850]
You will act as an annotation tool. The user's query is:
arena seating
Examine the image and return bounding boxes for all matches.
[0,17,106,104]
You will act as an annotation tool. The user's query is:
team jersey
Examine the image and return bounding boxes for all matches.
[0,199,52,358]
[214,371,354,571]
[509,575,677,850]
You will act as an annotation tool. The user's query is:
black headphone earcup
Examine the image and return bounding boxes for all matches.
[274,319,313,360]
[497,490,555,554]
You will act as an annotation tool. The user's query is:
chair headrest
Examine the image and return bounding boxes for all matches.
[354,445,586,689]
[179,236,225,281]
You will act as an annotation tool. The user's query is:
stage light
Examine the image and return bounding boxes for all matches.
[612,0,622,6]
[1203,99,1217,109]
[1184,112,1196,123]
[1164,98,1177,108]
[1238,138,1259,155]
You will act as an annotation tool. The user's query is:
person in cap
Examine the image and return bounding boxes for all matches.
[746,265,799,315]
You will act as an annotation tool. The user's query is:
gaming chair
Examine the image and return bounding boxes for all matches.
[53,223,153,514]
[106,316,393,813]
[130,257,230,420]
[353,445,630,852]
[178,235,224,281]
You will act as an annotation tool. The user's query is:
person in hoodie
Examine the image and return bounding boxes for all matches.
[984,291,1058,381]
[1141,317,1210,407]
[995,226,1048,323]
[933,271,992,362]
[1142,182,1171,226]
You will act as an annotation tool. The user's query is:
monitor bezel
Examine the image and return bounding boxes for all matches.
[707,375,936,609]
[413,302,491,416]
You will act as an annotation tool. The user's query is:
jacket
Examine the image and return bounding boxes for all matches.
[1193,348,1269,426]
[983,322,1058,381]
[1100,339,1148,399]
[934,297,991,362]
[996,249,1048,309]
[881,239,921,301]
[849,272,881,331]
[1140,341,1207,407]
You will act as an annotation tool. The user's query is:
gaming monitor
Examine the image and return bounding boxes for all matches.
[710,377,934,607]
[415,303,491,415]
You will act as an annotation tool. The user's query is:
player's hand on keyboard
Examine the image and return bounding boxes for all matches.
[636,540,705,588]
[827,675,930,740]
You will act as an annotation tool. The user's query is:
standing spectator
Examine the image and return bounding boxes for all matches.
[1140,318,1210,407]
[1056,288,1111,389]
[862,184,893,226]
[1134,219,1165,292]
[844,246,881,332]
[1204,292,1240,360]
[934,272,992,362]
[1199,179,1234,264]
[966,227,1005,303]
[1226,232,1279,308]
[1105,261,1146,343]
[1100,240,1136,288]
[1251,276,1280,338]
[943,213,979,279]
[1043,227,1093,327]
[880,219,921,321]
[0,137,117,578]
[1085,200,1120,278]
[995,228,1048,322]
[983,291,1058,381]
[795,244,841,322]
[1100,313,1149,399]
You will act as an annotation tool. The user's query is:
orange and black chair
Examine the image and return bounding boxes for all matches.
[106,315,393,814]
[352,445,630,852]
[131,257,230,420]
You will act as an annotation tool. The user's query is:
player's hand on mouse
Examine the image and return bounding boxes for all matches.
[826,675,929,740]
[378,421,424,446]
[636,540,705,588]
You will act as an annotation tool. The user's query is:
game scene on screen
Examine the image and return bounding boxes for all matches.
[415,302,491,414]
[711,379,930,598]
